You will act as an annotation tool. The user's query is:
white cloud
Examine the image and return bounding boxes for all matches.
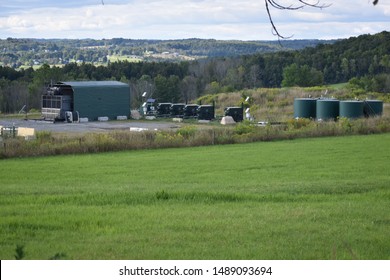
[0,0,388,39]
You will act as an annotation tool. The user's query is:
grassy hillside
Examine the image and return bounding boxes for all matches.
[0,134,389,259]
[198,86,390,121]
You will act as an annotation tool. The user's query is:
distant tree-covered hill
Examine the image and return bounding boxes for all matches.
[0,37,332,68]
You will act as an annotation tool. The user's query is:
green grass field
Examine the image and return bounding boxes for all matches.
[0,134,389,260]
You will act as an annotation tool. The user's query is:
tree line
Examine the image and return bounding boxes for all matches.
[1,31,389,114]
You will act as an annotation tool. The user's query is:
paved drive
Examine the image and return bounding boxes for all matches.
[0,118,180,133]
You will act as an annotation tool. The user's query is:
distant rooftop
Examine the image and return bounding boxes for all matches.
[58,81,128,87]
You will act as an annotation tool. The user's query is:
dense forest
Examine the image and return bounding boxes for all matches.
[0,31,389,113]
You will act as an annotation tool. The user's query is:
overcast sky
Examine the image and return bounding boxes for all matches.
[0,0,389,40]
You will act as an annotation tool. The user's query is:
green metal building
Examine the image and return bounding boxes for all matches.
[42,81,130,121]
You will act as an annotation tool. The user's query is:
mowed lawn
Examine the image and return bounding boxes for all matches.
[0,134,389,260]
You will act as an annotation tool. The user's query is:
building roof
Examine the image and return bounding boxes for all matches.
[58,81,128,88]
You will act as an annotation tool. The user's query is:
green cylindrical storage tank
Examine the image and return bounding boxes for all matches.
[294,98,316,119]
[364,100,383,117]
[339,100,364,119]
[316,99,339,121]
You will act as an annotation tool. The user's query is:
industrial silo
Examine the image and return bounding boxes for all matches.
[339,100,364,119]
[364,100,383,117]
[316,99,339,121]
[294,98,316,119]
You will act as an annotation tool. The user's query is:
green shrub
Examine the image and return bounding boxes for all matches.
[35,131,52,143]
[234,121,255,135]
[287,118,312,130]
[197,94,217,105]
[338,117,353,133]
[154,132,184,148]
[177,125,197,139]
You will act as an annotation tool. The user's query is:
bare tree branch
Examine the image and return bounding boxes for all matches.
[266,1,380,39]
[265,0,331,39]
